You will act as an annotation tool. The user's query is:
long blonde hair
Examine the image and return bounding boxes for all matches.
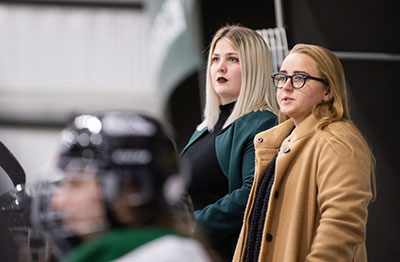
[281,43,376,200]
[198,25,278,131]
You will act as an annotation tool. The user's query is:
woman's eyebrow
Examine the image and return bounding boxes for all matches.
[213,52,238,56]
[293,70,310,75]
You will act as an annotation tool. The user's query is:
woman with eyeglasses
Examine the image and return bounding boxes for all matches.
[180,25,278,260]
[233,44,376,262]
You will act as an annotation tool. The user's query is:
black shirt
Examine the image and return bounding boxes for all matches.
[183,102,235,210]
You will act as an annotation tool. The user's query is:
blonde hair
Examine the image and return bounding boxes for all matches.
[281,43,376,200]
[198,25,278,131]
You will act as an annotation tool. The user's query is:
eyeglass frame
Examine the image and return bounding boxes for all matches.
[271,73,327,89]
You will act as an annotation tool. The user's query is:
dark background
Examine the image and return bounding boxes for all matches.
[168,0,400,261]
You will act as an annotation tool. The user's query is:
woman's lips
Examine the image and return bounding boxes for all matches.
[217,76,228,83]
[281,96,294,103]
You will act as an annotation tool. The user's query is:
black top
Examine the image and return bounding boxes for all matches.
[183,102,235,210]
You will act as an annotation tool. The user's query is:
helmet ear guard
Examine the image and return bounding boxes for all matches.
[164,175,184,205]
[100,172,119,203]
[100,169,154,207]
[163,156,191,205]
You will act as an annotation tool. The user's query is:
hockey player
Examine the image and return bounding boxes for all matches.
[31,110,216,262]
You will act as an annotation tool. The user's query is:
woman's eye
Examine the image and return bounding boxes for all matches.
[229,57,239,62]
[276,76,286,81]
[211,57,220,62]
[294,74,306,81]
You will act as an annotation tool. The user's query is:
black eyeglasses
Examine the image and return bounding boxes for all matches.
[271,73,327,89]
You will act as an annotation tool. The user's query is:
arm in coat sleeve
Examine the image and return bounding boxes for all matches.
[306,130,373,261]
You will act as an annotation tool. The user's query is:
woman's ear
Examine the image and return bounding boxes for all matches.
[323,89,333,102]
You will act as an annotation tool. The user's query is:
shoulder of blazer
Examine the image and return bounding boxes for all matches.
[215,110,277,154]
[230,109,277,135]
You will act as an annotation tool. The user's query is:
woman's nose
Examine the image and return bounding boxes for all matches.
[282,77,293,90]
[217,60,226,72]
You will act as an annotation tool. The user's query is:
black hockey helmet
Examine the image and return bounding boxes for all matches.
[57,110,187,206]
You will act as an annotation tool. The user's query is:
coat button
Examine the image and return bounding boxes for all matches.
[283,147,290,153]
[266,233,273,242]
[257,137,263,143]
[274,191,279,199]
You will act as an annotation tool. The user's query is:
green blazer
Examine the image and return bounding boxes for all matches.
[181,109,277,243]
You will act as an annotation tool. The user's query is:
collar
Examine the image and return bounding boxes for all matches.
[219,101,236,113]
[66,227,180,262]
[283,114,319,145]
[255,114,319,149]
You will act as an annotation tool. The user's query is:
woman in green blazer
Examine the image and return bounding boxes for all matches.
[180,25,278,260]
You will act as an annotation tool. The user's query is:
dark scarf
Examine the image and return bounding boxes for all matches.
[244,154,277,262]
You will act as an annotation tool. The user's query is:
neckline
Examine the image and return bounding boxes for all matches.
[219,101,236,113]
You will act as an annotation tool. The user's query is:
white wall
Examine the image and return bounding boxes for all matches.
[0,3,156,123]
[0,3,154,188]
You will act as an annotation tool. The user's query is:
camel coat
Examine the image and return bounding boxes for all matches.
[233,114,373,262]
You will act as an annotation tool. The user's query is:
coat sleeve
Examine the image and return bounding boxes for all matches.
[306,133,373,261]
[194,113,277,243]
